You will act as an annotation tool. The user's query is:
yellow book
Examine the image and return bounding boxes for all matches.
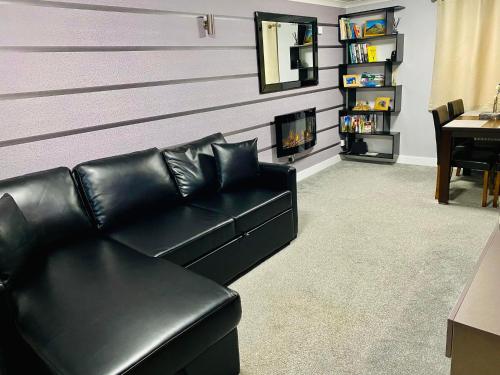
[367,46,377,63]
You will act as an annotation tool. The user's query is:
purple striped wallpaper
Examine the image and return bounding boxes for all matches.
[0,0,344,179]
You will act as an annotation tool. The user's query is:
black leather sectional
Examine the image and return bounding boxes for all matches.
[0,133,297,375]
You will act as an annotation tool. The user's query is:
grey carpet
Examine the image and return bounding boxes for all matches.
[230,161,498,375]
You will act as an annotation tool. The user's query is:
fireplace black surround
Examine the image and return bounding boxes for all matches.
[275,108,317,158]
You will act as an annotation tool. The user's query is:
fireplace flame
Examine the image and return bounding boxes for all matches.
[283,129,314,149]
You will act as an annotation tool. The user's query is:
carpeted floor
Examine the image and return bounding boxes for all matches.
[230,161,498,375]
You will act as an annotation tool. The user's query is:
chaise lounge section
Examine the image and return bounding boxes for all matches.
[0,167,241,375]
[0,133,297,374]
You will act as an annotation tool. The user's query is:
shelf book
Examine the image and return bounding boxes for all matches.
[341,114,377,134]
[339,18,363,40]
[349,43,368,64]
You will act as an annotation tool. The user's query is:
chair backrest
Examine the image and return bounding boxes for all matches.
[431,105,451,164]
[447,99,465,119]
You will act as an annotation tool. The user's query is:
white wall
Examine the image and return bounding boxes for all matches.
[347,0,438,162]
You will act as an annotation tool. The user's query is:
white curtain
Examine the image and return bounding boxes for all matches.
[429,0,500,111]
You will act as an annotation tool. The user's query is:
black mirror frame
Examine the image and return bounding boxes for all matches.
[254,12,319,94]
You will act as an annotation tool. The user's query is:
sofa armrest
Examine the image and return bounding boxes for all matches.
[258,162,298,237]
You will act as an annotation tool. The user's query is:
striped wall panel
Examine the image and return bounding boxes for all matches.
[34,0,344,24]
[0,0,344,179]
[0,49,342,95]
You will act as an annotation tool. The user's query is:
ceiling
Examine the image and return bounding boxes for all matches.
[289,0,391,8]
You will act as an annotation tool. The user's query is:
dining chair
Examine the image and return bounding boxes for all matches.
[432,105,495,206]
[447,99,465,119]
[493,162,500,208]
[447,99,471,175]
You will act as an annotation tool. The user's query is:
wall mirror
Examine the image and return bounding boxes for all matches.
[254,12,318,94]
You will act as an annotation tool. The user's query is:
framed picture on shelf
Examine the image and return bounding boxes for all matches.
[343,74,361,87]
[374,97,391,111]
[303,27,313,44]
[364,19,386,37]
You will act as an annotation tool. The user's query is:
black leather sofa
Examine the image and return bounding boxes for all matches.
[0,133,297,375]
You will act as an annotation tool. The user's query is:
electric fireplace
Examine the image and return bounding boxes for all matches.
[275,108,317,157]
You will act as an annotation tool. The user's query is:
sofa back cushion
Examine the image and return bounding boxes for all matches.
[0,194,39,290]
[163,133,226,198]
[74,148,180,230]
[0,167,92,246]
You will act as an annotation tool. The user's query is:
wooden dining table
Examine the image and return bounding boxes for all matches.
[438,113,500,204]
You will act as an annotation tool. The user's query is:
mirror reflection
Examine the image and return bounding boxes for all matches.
[261,22,314,84]
[255,12,318,94]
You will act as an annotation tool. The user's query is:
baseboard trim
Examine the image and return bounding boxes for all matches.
[296,153,435,181]
[297,154,341,181]
[397,155,437,167]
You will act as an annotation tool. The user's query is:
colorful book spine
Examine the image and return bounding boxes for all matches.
[340,19,364,40]
[348,43,372,63]
[341,115,377,133]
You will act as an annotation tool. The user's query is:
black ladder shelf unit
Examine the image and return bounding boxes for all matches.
[337,6,404,162]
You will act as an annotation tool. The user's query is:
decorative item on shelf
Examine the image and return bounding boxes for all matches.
[343,74,361,87]
[392,17,400,34]
[374,97,391,111]
[303,27,313,44]
[353,101,372,111]
[367,46,377,62]
[391,50,397,62]
[360,72,384,87]
[351,139,368,154]
[292,31,299,45]
[364,19,386,37]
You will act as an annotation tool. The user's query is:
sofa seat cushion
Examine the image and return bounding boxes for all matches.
[107,205,236,266]
[11,237,241,375]
[190,188,292,234]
